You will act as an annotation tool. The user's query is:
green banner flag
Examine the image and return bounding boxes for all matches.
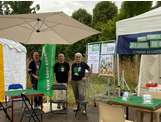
[38,44,56,97]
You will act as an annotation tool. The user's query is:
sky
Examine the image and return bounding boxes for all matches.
[33,1,122,16]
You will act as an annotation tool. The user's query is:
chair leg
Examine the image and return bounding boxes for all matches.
[41,113,43,122]
[156,113,160,122]
[31,113,38,122]
[21,101,24,110]
[0,103,11,121]
[50,98,52,112]
[20,111,25,122]
[29,116,32,122]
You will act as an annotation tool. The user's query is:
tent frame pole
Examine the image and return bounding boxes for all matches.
[117,54,121,96]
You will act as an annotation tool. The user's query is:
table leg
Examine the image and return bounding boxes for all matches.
[151,112,153,122]
[41,96,43,111]
[140,111,143,122]
[126,107,129,120]
[11,99,13,122]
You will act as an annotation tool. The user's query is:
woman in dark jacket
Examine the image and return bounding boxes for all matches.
[28,51,41,108]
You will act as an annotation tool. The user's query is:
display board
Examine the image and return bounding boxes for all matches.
[87,42,115,76]
[87,43,100,73]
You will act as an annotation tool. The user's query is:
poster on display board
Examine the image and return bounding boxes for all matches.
[99,55,114,76]
[101,42,115,55]
[87,43,100,73]
[99,42,115,76]
[87,41,115,75]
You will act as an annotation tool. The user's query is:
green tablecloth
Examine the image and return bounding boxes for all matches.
[5,89,44,97]
[109,96,161,111]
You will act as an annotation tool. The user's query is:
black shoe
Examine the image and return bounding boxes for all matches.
[62,105,66,110]
[57,104,61,109]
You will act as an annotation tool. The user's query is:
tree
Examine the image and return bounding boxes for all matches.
[58,8,93,59]
[120,1,152,18]
[72,8,92,26]
[0,2,3,15]
[3,1,40,14]
[95,19,116,41]
[93,1,117,23]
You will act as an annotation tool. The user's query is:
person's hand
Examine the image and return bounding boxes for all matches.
[32,74,39,80]
[34,75,39,80]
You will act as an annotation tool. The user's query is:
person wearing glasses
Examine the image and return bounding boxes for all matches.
[71,52,91,113]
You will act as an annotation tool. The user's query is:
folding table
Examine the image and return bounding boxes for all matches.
[108,96,161,122]
[5,89,44,122]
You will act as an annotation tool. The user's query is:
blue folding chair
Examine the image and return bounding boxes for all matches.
[8,84,23,90]
[8,83,24,108]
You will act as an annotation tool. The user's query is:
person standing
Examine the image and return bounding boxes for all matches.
[28,51,42,108]
[71,52,91,112]
[54,53,70,109]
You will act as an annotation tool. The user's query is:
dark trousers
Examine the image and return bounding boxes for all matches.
[32,80,42,107]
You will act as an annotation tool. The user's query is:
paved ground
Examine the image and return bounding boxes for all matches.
[0,104,99,122]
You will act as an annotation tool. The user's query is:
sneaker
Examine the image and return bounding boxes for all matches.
[82,110,86,114]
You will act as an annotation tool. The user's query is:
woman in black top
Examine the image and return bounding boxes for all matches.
[28,51,42,108]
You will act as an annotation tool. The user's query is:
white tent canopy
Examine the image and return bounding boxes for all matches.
[116,7,161,36]
[0,38,26,90]
[116,7,161,95]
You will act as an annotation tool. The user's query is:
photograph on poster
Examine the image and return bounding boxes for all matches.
[99,55,114,76]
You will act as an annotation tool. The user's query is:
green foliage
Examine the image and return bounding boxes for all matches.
[94,18,116,41]
[120,1,152,18]
[3,1,40,14]
[0,2,3,15]
[56,8,94,60]
[72,8,92,26]
[60,2,118,59]
[93,1,117,23]
[24,44,42,57]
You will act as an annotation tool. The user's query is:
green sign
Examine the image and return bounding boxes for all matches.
[38,44,56,97]
[130,42,149,49]
[130,34,161,49]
